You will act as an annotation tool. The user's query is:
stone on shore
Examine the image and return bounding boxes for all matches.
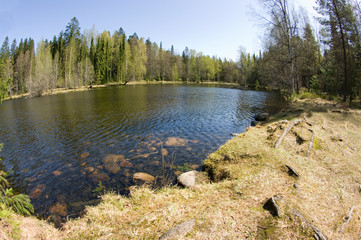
[177,171,208,188]
[255,112,270,121]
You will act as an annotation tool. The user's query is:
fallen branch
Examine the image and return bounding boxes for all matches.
[292,209,327,240]
[303,115,312,126]
[339,206,355,234]
[306,129,315,157]
[274,119,303,148]
[128,151,158,160]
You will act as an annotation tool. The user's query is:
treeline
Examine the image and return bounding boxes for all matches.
[1,0,360,103]
[0,17,240,101]
[240,0,361,102]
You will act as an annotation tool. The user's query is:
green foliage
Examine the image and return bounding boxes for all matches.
[254,80,260,90]
[0,146,34,216]
[0,188,34,216]
[93,181,104,193]
[310,75,321,94]
[175,163,192,172]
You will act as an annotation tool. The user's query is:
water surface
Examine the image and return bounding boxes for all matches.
[0,84,284,219]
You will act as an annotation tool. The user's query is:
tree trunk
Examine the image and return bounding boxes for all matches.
[332,0,348,102]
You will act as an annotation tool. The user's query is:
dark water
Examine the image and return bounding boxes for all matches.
[0,84,285,219]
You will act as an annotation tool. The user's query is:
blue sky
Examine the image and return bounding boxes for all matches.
[0,0,317,60]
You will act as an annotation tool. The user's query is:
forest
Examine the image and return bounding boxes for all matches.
[0,0,360,103]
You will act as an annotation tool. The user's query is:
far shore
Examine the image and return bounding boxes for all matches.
[3,80,243,102]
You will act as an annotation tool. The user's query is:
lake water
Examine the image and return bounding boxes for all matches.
[0,84,285,220]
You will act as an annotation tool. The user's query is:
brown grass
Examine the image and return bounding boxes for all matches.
[1,97,360,239]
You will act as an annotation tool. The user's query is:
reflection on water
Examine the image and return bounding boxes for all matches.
[0,84,284,220]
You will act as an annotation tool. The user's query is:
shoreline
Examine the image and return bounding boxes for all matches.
[3,80,244,102]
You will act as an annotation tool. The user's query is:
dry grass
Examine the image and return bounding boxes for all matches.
[1,97,361,239]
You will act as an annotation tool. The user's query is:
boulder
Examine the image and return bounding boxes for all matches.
[255,112,270,121]
[159,219,195,239]
[177,171,208,188]
[165,137,188,147]
[133,172,155,184]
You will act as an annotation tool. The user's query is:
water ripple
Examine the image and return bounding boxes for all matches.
[0,85,285,218]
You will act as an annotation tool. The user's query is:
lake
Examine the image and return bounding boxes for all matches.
[0,84,285,220]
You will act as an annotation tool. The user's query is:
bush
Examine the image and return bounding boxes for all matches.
[0,146,34,216]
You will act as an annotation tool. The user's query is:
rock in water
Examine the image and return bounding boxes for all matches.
[120,160,133,168]
[80,152,90,159]
[159,219,195,239]
[89,170,110,183]
[30,184,46,199]
[165,137,188,147]
[161,148,168,156]
[104,161,121,174]
[102,154,124,174]
[133,172,155,183]
[102,154,124,164]
[49,202,67,216]
[255,112,270,121]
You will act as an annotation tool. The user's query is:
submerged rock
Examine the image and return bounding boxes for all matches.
[89,170,110,183]
[148,146,157,151]
[49,202,67,216]
[161,149,169,156]
[84,166,95,173]
[80,152,90,159]
[165,137,188,147]
[120,160,133,168]
[103,154,124,174]
[30,184,46,199]
[104,161,121,174]
[52,170,62,176]
[102,154,124,164]
[133,172,155,183]
[149,161,160,166]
